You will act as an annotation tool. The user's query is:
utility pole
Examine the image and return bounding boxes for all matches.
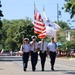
[57,3,59,23]
[57,3,61,23]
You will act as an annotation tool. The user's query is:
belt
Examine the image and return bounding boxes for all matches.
[24,52,29,53]
[40,50,46,53]
[50,51,56,53]
[31,51,37,53]
[40,50,46,51]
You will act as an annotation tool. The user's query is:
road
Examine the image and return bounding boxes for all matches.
[0,57,75,75]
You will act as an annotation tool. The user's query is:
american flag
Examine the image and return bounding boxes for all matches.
[38,27,46,39]
[34,8,46,36]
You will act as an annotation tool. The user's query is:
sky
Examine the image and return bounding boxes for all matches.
[1,0,75,28]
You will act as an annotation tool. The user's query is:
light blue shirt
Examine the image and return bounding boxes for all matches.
[22,44,30,52]
[30,41,38,51]
[48,42,57,52]
[38,41,48,51]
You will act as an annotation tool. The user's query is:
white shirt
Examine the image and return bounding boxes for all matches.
[38,41,48,51]
[22,44,30,52]
[48,42,57,52]
[30,41,38,51]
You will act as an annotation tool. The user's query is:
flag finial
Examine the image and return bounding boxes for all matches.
[43,5,45,11]
[34,2,36,9]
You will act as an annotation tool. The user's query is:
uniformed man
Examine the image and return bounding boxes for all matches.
[20,38,30,71]
[47,37,58,71]
[30,35,38,71]
[38,38,48,71]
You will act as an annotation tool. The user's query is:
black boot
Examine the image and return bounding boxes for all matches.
[42,68,44,71]
[51,65,54,71]
[51,68,54,71]
[23,68,26,71]
[32,67,36,71]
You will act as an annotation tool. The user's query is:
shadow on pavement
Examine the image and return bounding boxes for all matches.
[65,71,75,74]
[25,69,75,74]
[54,70,75,75]
[0,69,4,70]
[23,70,52,72]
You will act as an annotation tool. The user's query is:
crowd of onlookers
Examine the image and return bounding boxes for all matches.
[0,49,75,57]
[0,49,21,56]
[57,49,75,57]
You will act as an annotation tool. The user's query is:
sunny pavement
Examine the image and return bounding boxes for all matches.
[0,56,75,75]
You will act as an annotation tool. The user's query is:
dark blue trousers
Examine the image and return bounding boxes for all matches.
[40,51,47,69]
[22,52,29,69]
[31,51,38,70]
[49,51,56,69]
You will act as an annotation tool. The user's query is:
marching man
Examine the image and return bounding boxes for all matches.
[38,38,48,71]
[20,38,30,71]
[30,35,38,71]
[47,37,58,71]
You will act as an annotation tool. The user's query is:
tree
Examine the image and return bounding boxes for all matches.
[55,21,70,42]
[0,18,34,52]
[0,19,10,49]
[63,0,75,18]
[0,20,2,29]
[55,20,70,31]
[0,1,4,41]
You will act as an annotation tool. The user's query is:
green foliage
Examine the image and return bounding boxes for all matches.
[58,41,74,51]
[0,10,3,17]
[55,20,75,50]
[64,0,75,18]
[0,18,74,52]
[61,41,75,50]
[0,18,34,51]
[70,30,75,36]
[0,20,2,29]
[55,20,70,30]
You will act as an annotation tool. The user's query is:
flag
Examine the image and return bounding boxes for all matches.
[34,5,46,39]
[46,25,57,41]
[42,11,59,41]
[34,6,45,34]
[43,11,61,31]
[38,27,46,39]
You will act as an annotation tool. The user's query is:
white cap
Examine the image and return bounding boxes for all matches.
[31,35,37,39]
[24,38,29,41]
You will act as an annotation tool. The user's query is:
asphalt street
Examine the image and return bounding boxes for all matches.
[0,57,75,75]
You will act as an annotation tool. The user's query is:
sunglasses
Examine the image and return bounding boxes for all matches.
[24,40,28,41]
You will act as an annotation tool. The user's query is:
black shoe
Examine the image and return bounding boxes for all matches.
[51,68,54,71]
[23,68,26,71]
[32,69,35,71]
[32,67,36,71]
[42,68,44,71]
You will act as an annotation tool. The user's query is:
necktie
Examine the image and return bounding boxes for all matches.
[34,42,36,52]
[42,42,44,53]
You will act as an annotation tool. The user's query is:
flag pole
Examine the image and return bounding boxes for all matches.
[34,2,36,10]
[34,2,36,36]
[22,34,24,45]
[56,31,58,42]
[42,5,47,20]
